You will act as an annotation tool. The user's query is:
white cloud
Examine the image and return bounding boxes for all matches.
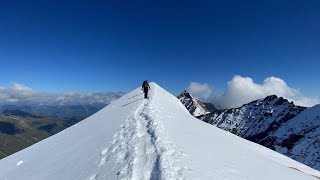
[187,75,320,109]
[187,82,213,102]
[0,83,124,106]
[12,83,33,91]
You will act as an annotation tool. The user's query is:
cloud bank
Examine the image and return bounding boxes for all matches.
[0,83,125,106]
[187,75,320,109]
[187,82,214,102]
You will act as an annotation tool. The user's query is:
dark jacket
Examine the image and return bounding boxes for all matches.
[142,81,150,92]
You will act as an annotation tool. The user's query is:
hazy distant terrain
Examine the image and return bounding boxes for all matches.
[0,110,66,159]
[0,91,125,159]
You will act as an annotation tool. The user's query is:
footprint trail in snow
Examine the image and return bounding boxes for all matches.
[97,96,187,180]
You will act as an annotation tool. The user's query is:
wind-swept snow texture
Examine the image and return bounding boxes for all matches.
[0,83,319,180]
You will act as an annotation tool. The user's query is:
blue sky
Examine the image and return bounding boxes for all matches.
[0,0,319,96]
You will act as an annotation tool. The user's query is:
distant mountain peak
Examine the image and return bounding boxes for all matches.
[241,95,297,109]
[264,94,278,101]
[177,90,216,117]
[178,90,193,98]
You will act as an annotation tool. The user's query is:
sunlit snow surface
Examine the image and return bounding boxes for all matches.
[0,83,319,180]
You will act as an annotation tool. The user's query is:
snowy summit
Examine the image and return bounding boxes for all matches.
[0,83,319,180]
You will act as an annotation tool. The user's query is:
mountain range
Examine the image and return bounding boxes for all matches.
[178,91,320,171]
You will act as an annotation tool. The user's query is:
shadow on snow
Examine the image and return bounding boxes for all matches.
[128,93,144,99]
[122,98,144,107]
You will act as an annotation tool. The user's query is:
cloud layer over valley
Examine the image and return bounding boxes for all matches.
[0,83,125,107]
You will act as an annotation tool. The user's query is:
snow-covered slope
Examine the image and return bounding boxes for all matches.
[0,83,319,180]
[177,90,216,117]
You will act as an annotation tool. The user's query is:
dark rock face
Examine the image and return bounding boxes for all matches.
[281,134,305,150]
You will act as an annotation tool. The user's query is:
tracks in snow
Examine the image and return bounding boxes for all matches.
[96,98,187,180]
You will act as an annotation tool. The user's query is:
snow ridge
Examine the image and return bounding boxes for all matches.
[97,90,187,179]
[1,83,319,180]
